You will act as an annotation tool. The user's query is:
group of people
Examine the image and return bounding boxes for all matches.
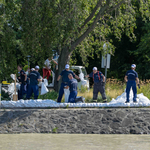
[17,60,140,103]
[17,65,42,100]
[56,63,140,103]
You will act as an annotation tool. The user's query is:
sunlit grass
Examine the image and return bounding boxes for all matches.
[77,78,150,103]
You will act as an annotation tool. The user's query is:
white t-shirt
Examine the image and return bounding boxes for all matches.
[43,59,51,69]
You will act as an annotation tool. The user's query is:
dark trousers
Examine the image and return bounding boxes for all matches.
[26,85,39,99]
[68,91,77,103]
[93,82,106,100]
[57,83,67,103]
[126,80,137,102]
[18,84,25,100]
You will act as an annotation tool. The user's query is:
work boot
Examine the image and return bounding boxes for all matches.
[125,101,130,103]
[103,99,107,103]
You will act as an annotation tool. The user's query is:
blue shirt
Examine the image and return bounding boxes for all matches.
[68,79,78,92]
[20,70,26,83]
[60,69,75,83]
[89,71,104,83]
[126,70,138,81]
[29,71,41,85]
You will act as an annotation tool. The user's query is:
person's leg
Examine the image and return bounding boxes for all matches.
[46,69,51,80]
[126,81,132,102]
[93,83,98,100]
[26,85,33,99]
[99,82,107,100]
[68,91,77,103]
[43,68,47,78]
[132,81,137,102]
[33,85,39,99]
[19,84,24,99]
[57,83,65,103]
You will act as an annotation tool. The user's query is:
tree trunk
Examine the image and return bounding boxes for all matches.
[54,47,71,92]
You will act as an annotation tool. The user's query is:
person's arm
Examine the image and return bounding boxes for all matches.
[102,76,105,82]
[64,86,69,89]
[124,75,128,82]
[136,77,139,84]
[24,74,27,81]
[52,59,58,65]
[75,74,80,80]
[57,75,61,81]
[85,75,89,78]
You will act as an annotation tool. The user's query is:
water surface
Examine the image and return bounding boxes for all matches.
[0,134,150,150]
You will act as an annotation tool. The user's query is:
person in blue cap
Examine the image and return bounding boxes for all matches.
[65,74,78,103]
[17,64,27,100]
[26,65,42,99]
[57,64,80,103]
[124,64,140,103]
[86,67,107,103]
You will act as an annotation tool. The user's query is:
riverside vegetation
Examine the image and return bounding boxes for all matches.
[2,78,150,102]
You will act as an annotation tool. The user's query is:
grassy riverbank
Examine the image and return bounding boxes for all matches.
[78,78,150,103]
[39,78,150,103]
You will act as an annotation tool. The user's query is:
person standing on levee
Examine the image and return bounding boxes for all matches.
[26,66,42,99]
[65,74,78,103]
[57,64,80,103]
[86,67,107,103]
[124,64,140,103]
[17,64,27,100]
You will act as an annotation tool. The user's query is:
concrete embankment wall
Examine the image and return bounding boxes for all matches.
[0,108,150,134]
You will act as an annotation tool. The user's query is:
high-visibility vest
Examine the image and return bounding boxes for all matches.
[93,71,100,81]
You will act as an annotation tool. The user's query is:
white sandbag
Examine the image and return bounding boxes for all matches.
[64,88,70,103]
[41,82,49,95]
[79,73,84,81]
[43,79,48,86]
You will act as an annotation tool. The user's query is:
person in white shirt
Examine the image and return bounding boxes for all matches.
[43,57,58,80]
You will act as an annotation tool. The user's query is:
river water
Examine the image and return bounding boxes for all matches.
[0,134,150,150]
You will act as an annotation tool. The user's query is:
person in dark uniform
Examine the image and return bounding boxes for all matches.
[124,64,140,103]
[65,74,78,103]
[86,67,107,103]
[57,64,80,103]
[26,66,42,99]
[17,64,27,100]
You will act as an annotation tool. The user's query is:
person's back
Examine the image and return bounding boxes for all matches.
[126,70,138,81]
[68,78,78,92]
[29,71,40,85]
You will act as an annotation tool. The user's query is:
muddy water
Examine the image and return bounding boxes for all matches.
[0,134,150,150]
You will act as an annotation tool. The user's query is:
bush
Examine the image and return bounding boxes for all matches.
[1,90,11,101]
[38,90,58,100]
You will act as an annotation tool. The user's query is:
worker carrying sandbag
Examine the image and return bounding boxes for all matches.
[64,73,78,103]
[86,67,107,103]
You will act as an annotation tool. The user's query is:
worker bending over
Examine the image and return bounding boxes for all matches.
[57,64,80,103]
[65,74,78,103]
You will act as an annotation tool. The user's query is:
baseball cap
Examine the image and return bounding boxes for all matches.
[65,64,69,69]
[31,68,35,71]
[131,64,136,68]
[93,67,97,71]
[35,65,40,70]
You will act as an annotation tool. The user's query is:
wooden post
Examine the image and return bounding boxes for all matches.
[13,74,18,101]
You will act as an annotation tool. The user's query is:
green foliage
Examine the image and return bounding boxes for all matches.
[1,90,11,101]
[38,90,58,100]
